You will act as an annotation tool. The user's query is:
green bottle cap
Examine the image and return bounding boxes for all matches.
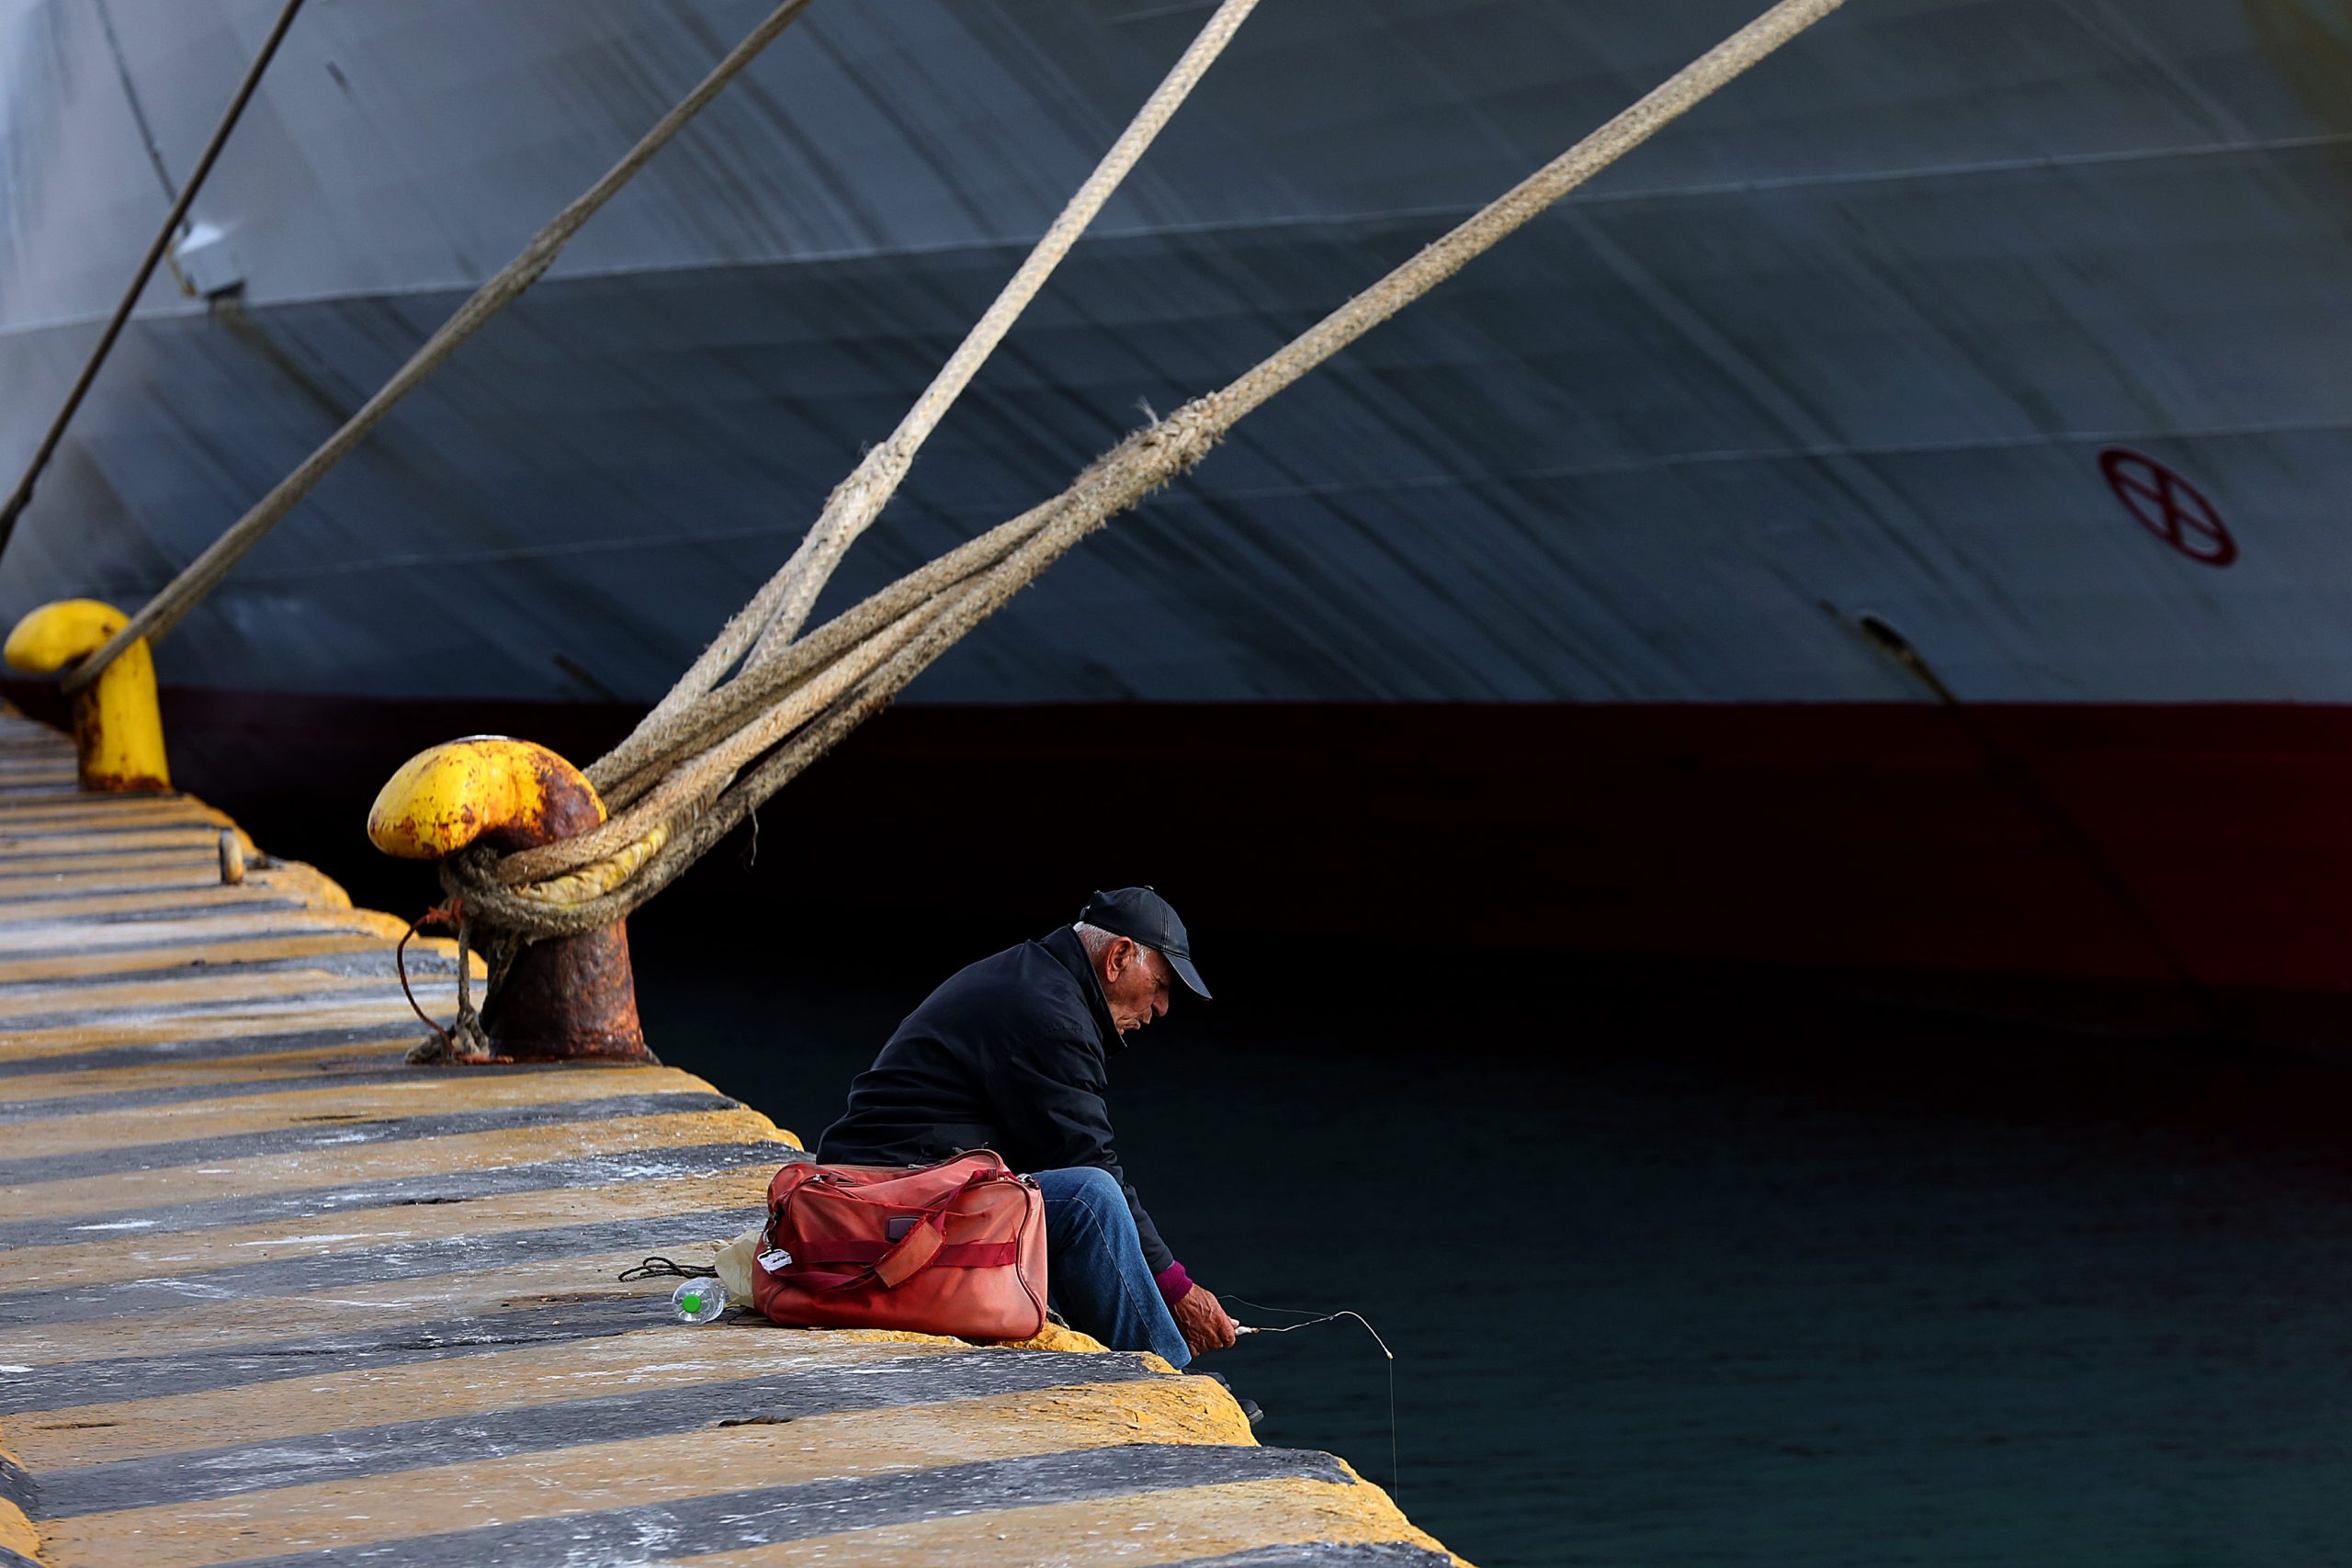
[680,1291,702,1313]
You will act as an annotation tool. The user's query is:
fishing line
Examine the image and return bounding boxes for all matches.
[1224,1293,1401,1503]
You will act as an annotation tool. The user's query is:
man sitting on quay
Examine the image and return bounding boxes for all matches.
[818,886,1242,1379]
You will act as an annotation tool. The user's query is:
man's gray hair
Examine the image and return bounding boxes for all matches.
[1073,921,1155,963]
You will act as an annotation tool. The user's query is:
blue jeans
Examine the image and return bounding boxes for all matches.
[1033,1167,1191,1368]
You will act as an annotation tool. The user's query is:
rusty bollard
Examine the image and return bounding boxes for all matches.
[368,737,652,1063]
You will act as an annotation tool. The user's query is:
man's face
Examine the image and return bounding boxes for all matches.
[1101,939,1173,1034]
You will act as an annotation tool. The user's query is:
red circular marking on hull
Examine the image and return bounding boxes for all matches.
[2098,446,2238,567]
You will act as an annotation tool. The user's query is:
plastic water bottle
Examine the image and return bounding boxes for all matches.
[670,1277,728,1324]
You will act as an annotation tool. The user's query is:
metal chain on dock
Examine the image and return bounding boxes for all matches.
[61,0,820,696]
[443,0,1850,941]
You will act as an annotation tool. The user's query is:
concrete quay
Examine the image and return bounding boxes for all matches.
[0,709,1456,1566]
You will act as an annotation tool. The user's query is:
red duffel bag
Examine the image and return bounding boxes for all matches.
[751,1150,1048,1340]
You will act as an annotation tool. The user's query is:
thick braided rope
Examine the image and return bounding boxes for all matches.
[63,0,817,697]
[492,607,933,884]
[502,824,669,907]
[616,0,1260,753]
[445,580,995,934]
[583,504,1054,799]
[461,0,1846,932]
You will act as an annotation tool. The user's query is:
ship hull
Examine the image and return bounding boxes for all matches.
[7,0,2352,1029]
[12,679,2345,1040]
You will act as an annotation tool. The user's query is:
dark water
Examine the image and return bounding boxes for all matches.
[628,918,2352,1568]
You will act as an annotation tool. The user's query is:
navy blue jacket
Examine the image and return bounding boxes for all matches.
[817,926,1172,1273]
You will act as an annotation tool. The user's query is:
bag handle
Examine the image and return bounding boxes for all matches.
[774,1156,1011,1292]
[869,1213,946,1288]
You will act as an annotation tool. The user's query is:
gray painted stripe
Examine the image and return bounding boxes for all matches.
[0,1022,417,1078]
[0,1209,759,1328]
[0,846,216,866]
[0,1140,795,1251]
[0,805,209,816]
[0,897,308,924]
[1173,1546,1454,1568]
[0,988,427,1032]
[0,1455,34,1514]
[0,817,221,835]
[0,1055,678,1122]
[0,1089,736,1185]
[0,833,225,852]
[36,1348,1179,1517]
[0,1295,662,1415]
[0,879,254,906]
[0,944,447,994]
[0,1550,37,1568]
[209,1445,1349,1567]
[0,1062,508,1123]
[0,921,371,964]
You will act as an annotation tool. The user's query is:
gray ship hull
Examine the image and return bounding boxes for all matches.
[6,0,2352,1018]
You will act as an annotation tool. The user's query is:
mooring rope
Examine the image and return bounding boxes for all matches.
[449,0,1849,940]
[617,0,1262,752]
[61,0,820,697]
[0,0,309,566]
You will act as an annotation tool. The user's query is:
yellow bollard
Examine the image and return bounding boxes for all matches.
[368,736,651,1064]
[3,599,170,793]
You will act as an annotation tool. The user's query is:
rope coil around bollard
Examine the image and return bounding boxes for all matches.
[439,0,1847,945]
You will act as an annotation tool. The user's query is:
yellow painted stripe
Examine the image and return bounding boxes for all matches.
[6,1163,775,1292]
[0,822,238,846]
[252,859,357,906]
[0,851,215,878]
[6,1063,715,1155]
[9,1322,956,1471]
[0,969,392,1022]
[0,818,233,847]
[0,1105,787,1225]
[0,997,426,1060]
[33,1380,1250,1568]
[0,1501,38,1563]
[0,829,239,857]
[0,798,233,826]
[0,865,232,897]
[0,908,406,955]
[0,930,395,985]
[0,1043,407,1102]
[0,886,316,922]
[681,1478,1453,1568]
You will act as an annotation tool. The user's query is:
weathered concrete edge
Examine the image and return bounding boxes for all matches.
[0,709,1464,1566]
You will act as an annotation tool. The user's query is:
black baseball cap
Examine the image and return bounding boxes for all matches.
[1080,886,1209,999]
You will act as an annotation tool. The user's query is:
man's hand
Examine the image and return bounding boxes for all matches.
[1172,1283,1239,1356]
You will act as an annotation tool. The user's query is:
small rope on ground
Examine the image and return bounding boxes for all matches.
[397,900,494,1063]
[447,0,1847,942]
[62,0,819,697]
[618,1256,718,1281]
